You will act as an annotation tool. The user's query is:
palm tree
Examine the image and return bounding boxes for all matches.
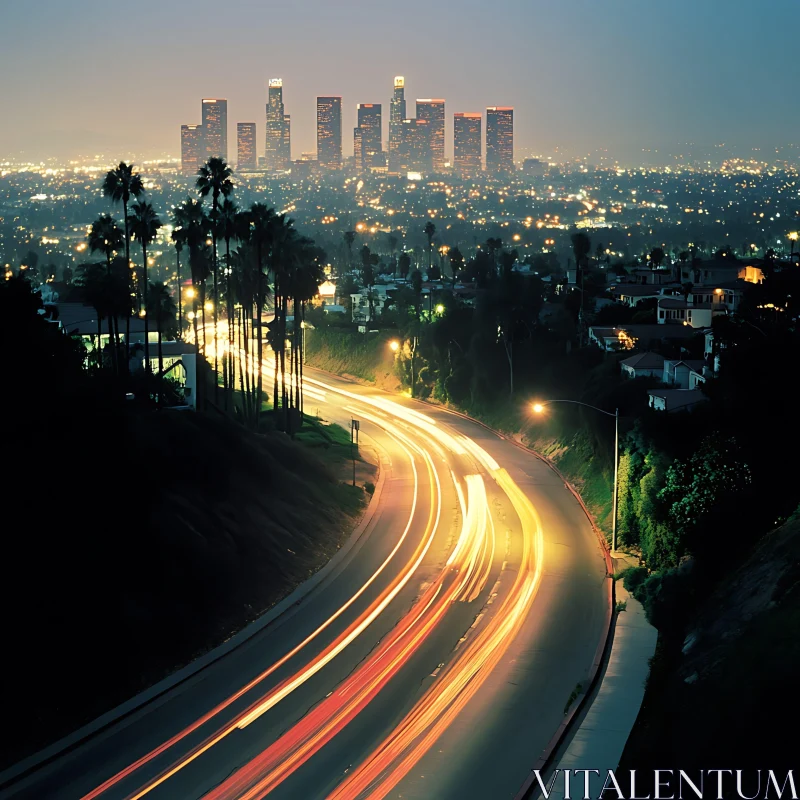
[424,221,436,273]
[197,157,234,403]
[77,263,110,370]
[147,281,177,381]
[650,246,666,271]
[249,203,277,421]
[215,198,245,409]
[87,214,124,373]
[129,201,162,376]
[171,224,186,337]
[103,162,144,358]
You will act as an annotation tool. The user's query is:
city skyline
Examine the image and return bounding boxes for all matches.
[1,0,798,165]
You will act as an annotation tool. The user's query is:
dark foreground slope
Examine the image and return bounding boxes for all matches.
[620,513,800,776]
[3,406,367,769]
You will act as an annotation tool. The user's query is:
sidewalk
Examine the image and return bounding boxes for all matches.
[542,556,657,799]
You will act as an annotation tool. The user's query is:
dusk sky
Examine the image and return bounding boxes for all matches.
[1,0,797,165]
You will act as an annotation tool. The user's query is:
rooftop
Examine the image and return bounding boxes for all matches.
[621,352,665,369]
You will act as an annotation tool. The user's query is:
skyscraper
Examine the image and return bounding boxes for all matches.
[416,99,445,172]
[486,107,514,174]
[354,103,382,172]
[202,98,227,160]
[388,76,406,174]
[237,122,257,170]
[453,113,482,175]
[397,118,431,174]
[265,79,291,171]
[181,124,203,175]
[317,96,342,170]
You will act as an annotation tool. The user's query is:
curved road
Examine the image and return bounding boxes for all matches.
[0,365,607,800]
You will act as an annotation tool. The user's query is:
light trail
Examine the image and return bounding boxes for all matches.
[118,418,443,800]
[199,474,491,800]
[81,414,430,800]
[327,467,545,800]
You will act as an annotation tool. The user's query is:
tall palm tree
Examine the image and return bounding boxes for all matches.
[77,263,110,371]
[424,221,436,273]
[196,157,234,403]
[102,162,144,357]
[147,281,176,380]
[87,214,124,373]
[171,226,186,337]
[249,203,277,421]
[129,201,162,376]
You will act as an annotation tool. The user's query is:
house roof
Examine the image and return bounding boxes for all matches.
[621,352,665,369]
[648,388,707,410]
[671,359,705,373]
[612,285,671,296]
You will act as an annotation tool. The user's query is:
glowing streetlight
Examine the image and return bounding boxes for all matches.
[532,403,545,413]
[389,340,400,352]
[204,301,213,312]
[185,287,196,300]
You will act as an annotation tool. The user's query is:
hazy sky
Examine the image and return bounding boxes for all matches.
[1,0,798,164]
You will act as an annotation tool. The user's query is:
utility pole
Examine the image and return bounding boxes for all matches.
[410,336,418,398]
[351,419,360,487]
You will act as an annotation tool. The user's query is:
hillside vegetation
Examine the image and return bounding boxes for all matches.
[620,512,800,773]
[2,277,372,768]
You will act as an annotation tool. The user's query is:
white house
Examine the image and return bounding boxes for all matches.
[662,359,706,390]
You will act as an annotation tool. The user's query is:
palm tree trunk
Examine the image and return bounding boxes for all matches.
[176,248,182,339]
[299,302,305,420]
[142,243,150,379]
[272,279,279,416]
[212,230,219,406]
[192,291,201,409]
[256,296,264,428]
[123,198,131,374]
[280,293,288,430]
[96,317,103,371]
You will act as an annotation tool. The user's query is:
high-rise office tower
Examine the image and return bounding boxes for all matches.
[397,118,431,174]
[453,113,482,175]
[265,78,291,171]
[202,98,227,160]
[181,124,203,175]
[388,76,406,174]
[354,103,382,172]
[237,123,257,170]
[317,96,342,170]
[416,99,445,172]
[486,107,514,174]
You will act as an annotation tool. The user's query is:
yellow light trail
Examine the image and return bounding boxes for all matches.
[327,468,545,800]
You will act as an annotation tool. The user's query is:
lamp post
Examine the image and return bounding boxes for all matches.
[389,336,418,397]
[533,400,620,553]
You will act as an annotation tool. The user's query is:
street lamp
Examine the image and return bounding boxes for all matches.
[533,400,620,553]
[789,232,798,258]
[389,337,418,396]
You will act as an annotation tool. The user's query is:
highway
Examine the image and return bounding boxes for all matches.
[1,363,608,800]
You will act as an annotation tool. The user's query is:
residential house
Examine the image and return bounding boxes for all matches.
[588,323,700,352]
[647,388,707,413]
[662,359,706,390]
[620,352,665,379]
